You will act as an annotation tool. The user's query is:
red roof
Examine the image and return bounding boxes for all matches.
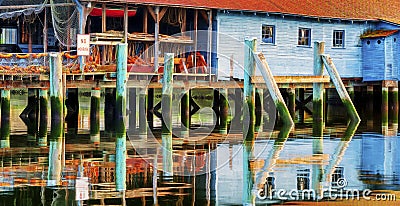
[121,0,400,24]
[360,30,399,39]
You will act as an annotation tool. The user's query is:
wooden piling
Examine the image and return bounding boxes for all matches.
[181,89,190,137]
[366,85,374,128]
[287,88,296,122]
[213,89,220,128]
[66,88,79,135]
[104,88,116,135]
[48,52,64,186]
[321,55,360,123]
[148,88,154,130]
[390,87,398,127]
[243,38,256,142]
[128,88,137,133]
[313,42,325,137]
[298,88,305,124]
[231,88,242,131]
[38,89,48,147]
[162,53,174,178]
[253,52,294,128]
[138,88,148,139]
[219,88,229,134]
[255,89,263,132]
[90,88,101,144]
[0,89,10,148]
[382,86,389,128]
[115,43,128,191]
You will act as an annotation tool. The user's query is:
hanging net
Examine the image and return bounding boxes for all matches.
[50,0,79,47]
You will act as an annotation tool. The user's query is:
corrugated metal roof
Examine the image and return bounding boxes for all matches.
[120,0,400,24]
[360,30,399,39]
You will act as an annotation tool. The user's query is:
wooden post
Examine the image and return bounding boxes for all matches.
[128,88,136,133]
[321,55,360,123]
[143,7,148,33]
[43,7,48,53]
[66,88,79,136]
[287,88,296,122]
[38,89,48,147]
[390,87,398,127]
[102,3,106,32]
[0,89,10,148]
[255,88,263,132]
[231,88,242,131]
[213,89,220,129]
[219,88,229,134]
[253,53,294,127]
[243,38,256,142]
[48,52,64,186]
[115,43,127,191]
[148,88,154,130]
[154,7,160,72]
[138,88,148,139]
[382,86,389,130]
[104,88,116,135]
[366,85,374,129]
[162,53,174,178]
[90,88,101,144]
[123,4,128,43]
[313,42,325,137]
[181,89,190,137]
[298,88,305,124]
[207,10,213,82]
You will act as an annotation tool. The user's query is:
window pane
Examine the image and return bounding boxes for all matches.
[262,25,275,43]
[333,30,344,47]
[298,28,311,46]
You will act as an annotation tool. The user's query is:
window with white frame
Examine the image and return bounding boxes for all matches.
[0,28,17,44]
[298,28,311,46]
[333,30,345,47]
[262,25,275,44]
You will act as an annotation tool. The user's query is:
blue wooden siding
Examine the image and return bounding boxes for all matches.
[362,38,386,81]
[216,12,373,79]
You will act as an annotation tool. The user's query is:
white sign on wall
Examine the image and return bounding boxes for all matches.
[77,34,90,56]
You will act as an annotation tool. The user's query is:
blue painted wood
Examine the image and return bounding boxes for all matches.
[216,13,376,78]
[362,38,386,81]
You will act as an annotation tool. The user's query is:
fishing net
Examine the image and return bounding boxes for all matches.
[50,0,79,47]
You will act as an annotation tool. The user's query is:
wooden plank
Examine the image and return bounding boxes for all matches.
[147,6,156,21]
[252,75,330,83]
[159,7,168,21]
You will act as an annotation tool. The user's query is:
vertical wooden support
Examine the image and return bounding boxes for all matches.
[38,89,48,147]
[382,86,389,129]
[66,88,79,135]
[207,10,213,81]
[148,88,154,130]
[138,88,148,138]
[102,3,106,32]
[128,88,136,133]
[0,89,10,148]
[243,38,256,142]
[43,7,48,53]
[255,89,263,132]
[219,88,229,134]
[123,4,128,43]
[313,42,325,137]
[366,85,374,128]
[25,88,39,142]
[115,43,127,191]
[298,88,305,124]
[104,88,116,135]
[90,88,101,144]
[143,7,148,33]
[231,88,242,131]
[287,88,296,123]
[390,87,398,127]
[154,7,160,72]
[162,53,174,178]
[48,52,64,186]
[181,89,190,137]
[212,89,220,129]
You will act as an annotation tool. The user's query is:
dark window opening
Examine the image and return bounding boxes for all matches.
[333,30,345,48]
[262,25,275,44]
[298,28,311,46]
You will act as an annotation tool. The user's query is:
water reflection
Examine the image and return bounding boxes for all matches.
[0,93,399,205]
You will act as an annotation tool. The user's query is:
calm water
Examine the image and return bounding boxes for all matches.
[0,89,399,205]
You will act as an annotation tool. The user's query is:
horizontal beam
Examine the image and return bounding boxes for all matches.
[252,75,330,84]
[0,3,76,10]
